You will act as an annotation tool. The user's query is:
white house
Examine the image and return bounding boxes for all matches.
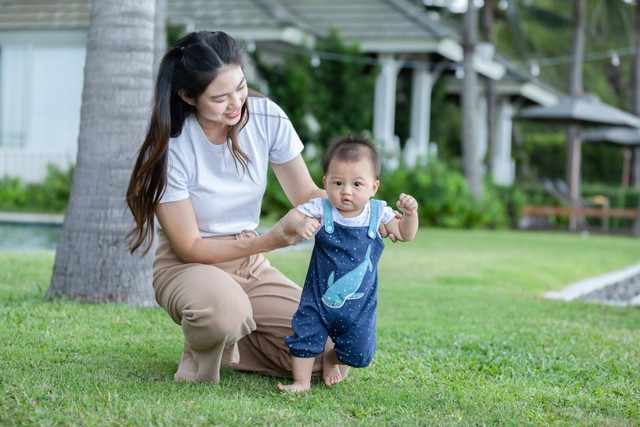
[0,2,89,182]
[0,0,559,184]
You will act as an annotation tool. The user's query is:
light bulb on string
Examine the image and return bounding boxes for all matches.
[529,61,540,77]
[611,51,620,67]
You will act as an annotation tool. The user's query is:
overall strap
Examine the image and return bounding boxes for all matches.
[322,198,335,234]
[367,200,380,239]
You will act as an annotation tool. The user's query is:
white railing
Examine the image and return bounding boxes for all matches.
[0,148,75,183]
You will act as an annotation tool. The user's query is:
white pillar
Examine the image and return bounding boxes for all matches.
[492,99,515,186]
[373,54,402,169]
[404,62,435,168]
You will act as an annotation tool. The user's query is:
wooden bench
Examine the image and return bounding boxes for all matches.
[520,206,638,232]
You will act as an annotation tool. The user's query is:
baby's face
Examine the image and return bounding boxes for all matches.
[323,158,379,217]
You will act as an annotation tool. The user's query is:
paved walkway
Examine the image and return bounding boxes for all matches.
[545,262,640,307]
[0,211,64,225]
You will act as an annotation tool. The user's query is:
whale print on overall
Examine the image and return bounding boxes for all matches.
[321,245,373,309]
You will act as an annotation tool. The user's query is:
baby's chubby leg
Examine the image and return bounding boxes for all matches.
[322,348,350,386]
[277,356,315,393]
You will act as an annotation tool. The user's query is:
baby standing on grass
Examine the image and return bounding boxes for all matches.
[277,134,419,393]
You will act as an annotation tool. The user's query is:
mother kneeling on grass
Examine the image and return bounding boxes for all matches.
[125,30,395,385]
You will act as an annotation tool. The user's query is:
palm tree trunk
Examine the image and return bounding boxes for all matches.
[462,1,482,200]
[47,0,157,306]
[153,0,167,78]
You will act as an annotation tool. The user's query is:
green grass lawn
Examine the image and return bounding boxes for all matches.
[1,228,639,426]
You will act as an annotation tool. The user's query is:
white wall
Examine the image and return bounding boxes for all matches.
[0,34,85,182]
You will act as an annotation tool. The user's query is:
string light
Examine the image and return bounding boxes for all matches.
[611,51,620,67]
[254,39,639,76]
[524,46,636,68]
[529,61,540,77]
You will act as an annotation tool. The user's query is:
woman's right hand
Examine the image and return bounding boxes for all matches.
[265,209,319,250]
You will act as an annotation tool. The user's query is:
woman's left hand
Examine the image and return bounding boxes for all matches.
[378,210,402,242]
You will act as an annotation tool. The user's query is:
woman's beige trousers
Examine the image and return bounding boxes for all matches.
[153,230,323,383]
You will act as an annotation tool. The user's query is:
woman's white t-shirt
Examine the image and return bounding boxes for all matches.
[160,96,303,236]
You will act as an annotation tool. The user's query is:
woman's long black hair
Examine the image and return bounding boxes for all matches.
[126,31,251,255]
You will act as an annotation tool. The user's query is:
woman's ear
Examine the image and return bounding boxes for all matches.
[178,90,195,106]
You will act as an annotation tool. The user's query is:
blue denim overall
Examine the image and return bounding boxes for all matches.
[286,198,385,367]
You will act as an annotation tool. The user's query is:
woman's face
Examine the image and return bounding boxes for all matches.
[180,65,248,128]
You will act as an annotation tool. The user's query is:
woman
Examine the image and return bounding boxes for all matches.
[126,30,326,383]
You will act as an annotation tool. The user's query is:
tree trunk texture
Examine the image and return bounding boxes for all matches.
[567,0,586,231]
[47,0,157,306]
[462,1,482,200]
[153,0,167,78]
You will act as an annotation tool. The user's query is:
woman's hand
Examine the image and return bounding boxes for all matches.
[378,210,402,242]
[266,209,319,249]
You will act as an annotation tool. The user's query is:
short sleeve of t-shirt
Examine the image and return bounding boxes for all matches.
[162,145,192,204]
[296,197,324,219]
[255,99,304,165]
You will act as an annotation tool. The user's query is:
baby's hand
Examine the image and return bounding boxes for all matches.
[396,193,418,216]
[296,217,320,240]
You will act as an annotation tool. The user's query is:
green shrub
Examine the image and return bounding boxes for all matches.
[518,129,627,186]
[0,165,73,213]
[0,177,29,210]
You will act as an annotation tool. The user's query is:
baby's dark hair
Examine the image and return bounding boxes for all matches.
[322,134,382,179]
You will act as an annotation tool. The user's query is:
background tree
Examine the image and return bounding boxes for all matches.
[462,0,482,200]
[566,0,587,231]
[309,30,376,150]
[481,0,497,177]
[47,0,157,306]
[251,46,314,144]
[252,30,375,150]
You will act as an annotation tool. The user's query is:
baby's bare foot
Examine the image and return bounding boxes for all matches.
[277,382,309,395]
[173,345,198,382]
[322,352,344,386]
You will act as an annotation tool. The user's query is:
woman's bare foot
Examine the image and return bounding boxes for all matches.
[322,351,347,386]
[277,382,310,394]
[173,345,198,382]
